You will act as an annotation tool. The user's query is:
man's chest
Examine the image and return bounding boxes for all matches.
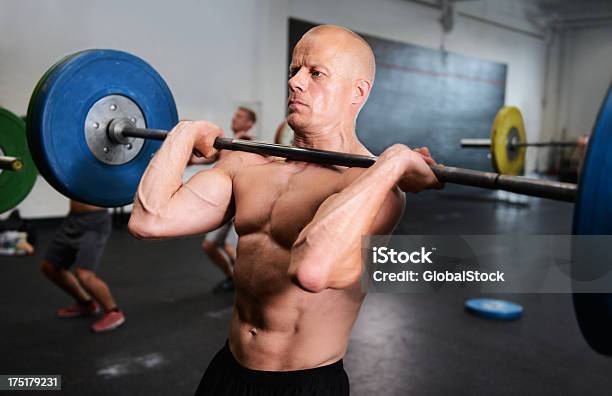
[232,162,355,248]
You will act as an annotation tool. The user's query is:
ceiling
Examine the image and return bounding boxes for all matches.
[530,0,612,27]
[404,0,612,31]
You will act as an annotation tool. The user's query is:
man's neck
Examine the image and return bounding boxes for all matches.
[293,123,365,154]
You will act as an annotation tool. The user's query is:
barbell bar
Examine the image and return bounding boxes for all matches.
[112,120,577,203]
[460,137,578,148]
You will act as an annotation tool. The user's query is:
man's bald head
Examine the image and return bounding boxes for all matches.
[287,25,376,135]
[300,25,376,83]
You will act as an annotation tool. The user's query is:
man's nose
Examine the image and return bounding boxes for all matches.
[288,69,307,92]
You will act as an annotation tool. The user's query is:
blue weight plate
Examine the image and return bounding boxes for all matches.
[27,49,178,207]
[572,82,612,356]
[465,298,523,321]
[27,52,82,197]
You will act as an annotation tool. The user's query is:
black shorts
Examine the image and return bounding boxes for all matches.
[195,342,349,396]
[44,210,112,271]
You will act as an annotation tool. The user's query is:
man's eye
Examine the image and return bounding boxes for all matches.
[311,71,322,77]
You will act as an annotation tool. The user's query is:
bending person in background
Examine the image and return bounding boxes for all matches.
[40,200,124,332]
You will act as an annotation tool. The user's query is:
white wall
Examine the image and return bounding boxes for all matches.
[538,24,612,171]
[1,0,562,218]
[550,25,612,139]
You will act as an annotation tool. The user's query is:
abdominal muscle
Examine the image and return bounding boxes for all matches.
[228,233,365,371]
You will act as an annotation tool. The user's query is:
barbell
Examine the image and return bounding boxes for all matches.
[24,49,612,356]
[113,121,577,202]
[26,50,577,206]
[0,107,37,213]
[460,106,581,175]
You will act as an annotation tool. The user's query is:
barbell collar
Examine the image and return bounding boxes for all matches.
[0,156,23,172]
[118,124,169,141]
[107,119,134,145]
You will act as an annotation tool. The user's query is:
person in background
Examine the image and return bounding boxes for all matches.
[40,200,124,332]
[0,210,35,256]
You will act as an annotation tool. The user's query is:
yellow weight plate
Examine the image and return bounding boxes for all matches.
[490,106,526,176]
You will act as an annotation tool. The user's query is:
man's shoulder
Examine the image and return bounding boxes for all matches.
[216,150,271,172]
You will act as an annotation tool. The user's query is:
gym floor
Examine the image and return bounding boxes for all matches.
[2,190,611,396]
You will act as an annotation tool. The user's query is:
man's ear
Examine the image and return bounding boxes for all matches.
[352,79,372,106]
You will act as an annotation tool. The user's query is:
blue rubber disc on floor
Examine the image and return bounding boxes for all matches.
[465,298,523,321]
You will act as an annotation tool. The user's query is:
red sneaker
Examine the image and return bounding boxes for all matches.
[57,301,100,318]
[91,310,125,333]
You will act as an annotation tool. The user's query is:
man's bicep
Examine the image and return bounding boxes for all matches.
[161,168,234,236]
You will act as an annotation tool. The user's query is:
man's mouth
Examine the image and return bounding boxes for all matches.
[288,99,307,107]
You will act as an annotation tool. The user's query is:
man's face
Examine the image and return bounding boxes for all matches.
[287,35,355,132]
[231,109,253,133]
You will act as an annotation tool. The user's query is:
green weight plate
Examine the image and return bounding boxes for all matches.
[0,107,37,213]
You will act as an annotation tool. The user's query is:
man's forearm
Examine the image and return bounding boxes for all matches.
[133,128,196,216]
[289,156,405,291]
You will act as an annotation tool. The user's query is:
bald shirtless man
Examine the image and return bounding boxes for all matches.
[129,25,440,395]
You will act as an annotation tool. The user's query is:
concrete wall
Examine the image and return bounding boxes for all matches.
[2,0,598,218]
